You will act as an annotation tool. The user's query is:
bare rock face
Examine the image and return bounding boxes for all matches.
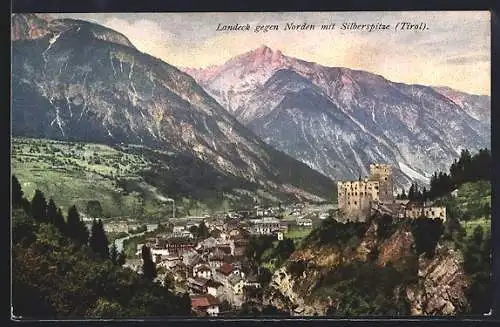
[355,220,378,261]
[11,14,51,41]
[264,266,327,316]
[266,218,471,316]
[182,46,490,190]
[405,246,470,315]
[377,224,415,267]
[265,267,300,310]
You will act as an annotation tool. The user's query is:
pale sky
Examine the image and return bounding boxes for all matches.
[49,11,490,96]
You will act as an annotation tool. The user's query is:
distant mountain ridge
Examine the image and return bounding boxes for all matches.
[182,46,490,189]
[11,15,334,204]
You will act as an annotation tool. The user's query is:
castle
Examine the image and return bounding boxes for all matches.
[337,164,446,222]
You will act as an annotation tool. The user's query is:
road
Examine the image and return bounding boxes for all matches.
[111,223,159,253]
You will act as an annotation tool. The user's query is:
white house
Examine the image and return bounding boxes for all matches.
[193,264,212,279]
[150,248,170,263]
[156,255,182,269]
[173,225,185,233]
[319,213,329,220]
[296,218,313,227]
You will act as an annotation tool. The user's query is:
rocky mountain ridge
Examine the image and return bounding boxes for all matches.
[11,15,334,204]
[183,46,490,189]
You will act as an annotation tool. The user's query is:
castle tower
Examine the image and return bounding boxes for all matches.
[369,164,394,203]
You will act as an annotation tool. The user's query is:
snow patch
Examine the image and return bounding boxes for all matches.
[398,161,430,184]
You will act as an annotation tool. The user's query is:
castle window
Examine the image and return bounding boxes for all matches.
[347,201,350,205]
[375,186,379,190]
[384,177,388,181]
[354,201,357,205]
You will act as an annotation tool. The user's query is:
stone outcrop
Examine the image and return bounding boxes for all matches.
[11,14,51,41]
[265,217,470,316]
[405,246,470,315]
[377,224,415,267]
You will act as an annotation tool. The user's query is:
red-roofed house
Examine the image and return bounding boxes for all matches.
[190,294,220,316]
[219,263,233,276]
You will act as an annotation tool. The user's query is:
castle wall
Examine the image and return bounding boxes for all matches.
[423,206,447,221]
[405,206,423,219]
[369,164,394,203]
[337,180,380,221]
[404,205,447,221]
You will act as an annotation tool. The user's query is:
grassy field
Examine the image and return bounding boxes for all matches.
[11,137,290,220]
[12,137,171,220]
[455,181,491,219]
[286,227,313,247]
[463,217,491,237]
[446,180,492,237]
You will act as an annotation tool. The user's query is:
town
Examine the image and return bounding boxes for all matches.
[108,201,324,316]
[104,163,446,317]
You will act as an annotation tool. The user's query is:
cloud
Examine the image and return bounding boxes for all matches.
[47,12,491,95]
[446,54,490,65]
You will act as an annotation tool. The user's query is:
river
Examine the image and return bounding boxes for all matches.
[111,223,159,253]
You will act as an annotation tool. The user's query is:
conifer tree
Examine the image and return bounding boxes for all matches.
[90,219,109,259]
[109,242,118,265]
[408,183,415,201]
[141,245,157,281]
[67,205,88,246]
[54,208,66,234]
[31,190,48,222]
[117,251,126,266]
[197,221,209,239]
[12,175,23,209]
[47,199,58,225]
[89,219,99,254]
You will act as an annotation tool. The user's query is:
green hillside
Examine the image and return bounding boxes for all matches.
[12,137,331,221]
[12,137,169,220]
[435,180,491,236]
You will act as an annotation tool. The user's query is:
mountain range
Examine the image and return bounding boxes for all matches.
[11,14,335,205]
[183,46,490,189]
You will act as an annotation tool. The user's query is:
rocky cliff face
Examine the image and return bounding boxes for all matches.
[11,14,136,48]
[11,15,334,203]
[11,14,51,41]
[406,246,470,315]
[264,217,470,316]
[183,46,490,189]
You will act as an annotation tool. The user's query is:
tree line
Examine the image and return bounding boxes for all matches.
[397,148,491,202]
[12,175,126,264]
[11,174,191,318]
